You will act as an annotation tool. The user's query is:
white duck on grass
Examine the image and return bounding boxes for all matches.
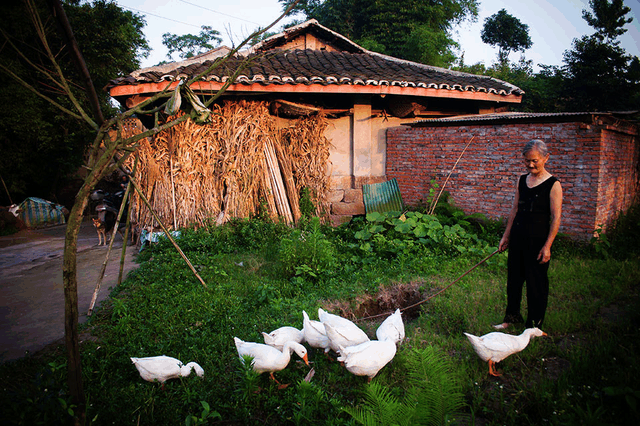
[319,308,369,353]
[375,308,405,344]
[464,327,547,377]
[130,355,204,386]
[337,339,397,381]
[302,310,330,352]
[234,336,310,388]
[262,326,304,351]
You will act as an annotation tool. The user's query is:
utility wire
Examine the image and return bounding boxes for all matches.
[118,4,202,29]
[178,0,262,26]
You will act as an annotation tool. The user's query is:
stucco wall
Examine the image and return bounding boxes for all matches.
[386,119,639,241]
[325,109,416,222]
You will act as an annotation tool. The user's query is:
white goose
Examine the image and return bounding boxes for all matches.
[130,355,204,385]
[375,308,405,344]
[302,310,330,352]
[337,339,397,381]
[464,327,547,376]
[319,308,369,353]
[262,326,304,351]
[234,337,309,388]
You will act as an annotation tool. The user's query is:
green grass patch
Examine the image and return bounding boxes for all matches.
[1,202,639,425]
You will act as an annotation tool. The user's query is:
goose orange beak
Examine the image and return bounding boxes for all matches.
[302,354,309,366]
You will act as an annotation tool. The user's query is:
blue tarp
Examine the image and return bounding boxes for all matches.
[17,197,66,228]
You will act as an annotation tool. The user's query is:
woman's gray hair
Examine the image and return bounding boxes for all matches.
[523,139,549,156]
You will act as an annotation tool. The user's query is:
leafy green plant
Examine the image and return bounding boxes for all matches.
[345,346,466,426]
[590,224,610,258]
[299,187,316,219]
[185,401,221,426]
[278,216,337,279]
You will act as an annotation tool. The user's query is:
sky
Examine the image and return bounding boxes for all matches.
[116,0,640,72]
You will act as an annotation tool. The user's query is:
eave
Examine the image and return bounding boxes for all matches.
[110,81,522,109]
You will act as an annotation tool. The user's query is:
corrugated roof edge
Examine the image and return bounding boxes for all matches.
[405,111,640,127]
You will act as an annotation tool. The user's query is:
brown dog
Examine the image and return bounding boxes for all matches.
[92,217,108,246]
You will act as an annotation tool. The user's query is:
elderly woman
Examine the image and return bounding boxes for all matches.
[496,140,563,330]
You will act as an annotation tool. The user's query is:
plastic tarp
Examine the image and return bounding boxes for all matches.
[17,197,66,228]
[139,229,181,251]
[362,178,405,214]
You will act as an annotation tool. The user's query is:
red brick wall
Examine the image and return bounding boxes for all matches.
[386,119,639,241]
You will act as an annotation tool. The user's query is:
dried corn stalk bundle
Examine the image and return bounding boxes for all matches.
[124,101,331,230]
[278,114,331,218]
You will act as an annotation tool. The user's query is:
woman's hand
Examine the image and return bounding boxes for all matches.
[499,235,509,252]
[537,245,551,263]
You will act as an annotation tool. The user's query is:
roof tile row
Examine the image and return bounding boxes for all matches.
[107,49,523,97]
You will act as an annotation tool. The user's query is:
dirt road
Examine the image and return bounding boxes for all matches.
[0,219,138,363]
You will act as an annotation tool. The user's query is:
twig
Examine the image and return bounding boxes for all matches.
[0,174,12,204]
[428,136,475,215]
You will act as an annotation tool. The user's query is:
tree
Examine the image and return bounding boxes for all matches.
[582,0,633,42]
[0,1,298,423]
[0,0,150,206]
[279,0,479,67]
[481,9,532,69]
[562,0,639,111]
[162,25,222,60]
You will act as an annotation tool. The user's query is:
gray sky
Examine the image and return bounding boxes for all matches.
[116,0,640,71]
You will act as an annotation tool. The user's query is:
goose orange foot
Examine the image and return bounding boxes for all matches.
[488,360,501,377]
[269,372,290,389]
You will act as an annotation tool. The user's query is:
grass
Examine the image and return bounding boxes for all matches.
[0,205,639,426]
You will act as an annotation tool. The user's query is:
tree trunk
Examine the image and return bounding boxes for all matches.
[62,190,89,425]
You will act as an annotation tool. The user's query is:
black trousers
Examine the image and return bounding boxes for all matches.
[503,238,549,328]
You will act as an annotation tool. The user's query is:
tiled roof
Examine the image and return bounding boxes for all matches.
[106,49,523,97]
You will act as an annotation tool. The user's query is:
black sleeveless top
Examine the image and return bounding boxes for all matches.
[510,174,558,244]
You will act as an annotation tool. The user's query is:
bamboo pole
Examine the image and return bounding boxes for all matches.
[118,156,138,286]
[428,136,475,215]
[87,179,132,316]
[264,138,293,223]
[129,176,208,289]
[273,138,301,223]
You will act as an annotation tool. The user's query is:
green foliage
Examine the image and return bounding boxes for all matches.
[299,187,316,219]
[590,225,611,258]
[279,216,337,279]
[582,0,633,42]
[345,346,466,426]
[279,0,479,67]
[184,401,221,425]
[162,26,222,61]
[349,210,492,260]
[455,0,639,113]
[1,207,639,425]
[561,0,639,111]
[603,201,640,259]
[0,0,150,206]
[562,34,639,111]
[481,8,533,68]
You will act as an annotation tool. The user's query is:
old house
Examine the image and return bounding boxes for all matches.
[106,19,524,229]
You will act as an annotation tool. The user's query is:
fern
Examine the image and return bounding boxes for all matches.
[405,346,466,426]
[344,346,466,426]
[344,381,414,426]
